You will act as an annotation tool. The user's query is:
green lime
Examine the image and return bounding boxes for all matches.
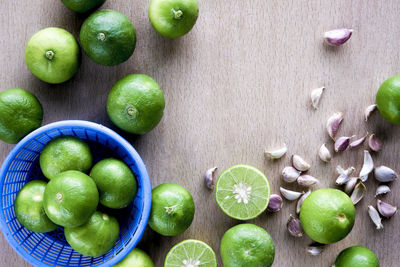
[148,183,194,236]
[39,136,92,179]
[64,211,119,257]
[164,239,217,267]
[25,27,80,84]
[106,74,165,134]
[80,10,136,66]
[333,246,380,267]
[149,0,199,38]
[90,158,137,209]
[300,188,355,244]
[14,180,58,233]
[114,248,155,267]
[376,75,400,124]
[61,0,106,13]
[220,224,275,267]
[0,88,43,144]
[43,170,99,227]
[215,165,270,220]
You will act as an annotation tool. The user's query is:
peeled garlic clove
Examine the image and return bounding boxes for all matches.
[280,187,303,201]
[359,150,374,178]
[368,205,383,230]
[318,143,331,162]
[326,112,344,140]
[368,134,382,152]
[292,154,311,171]
[374,166,397,182]
[297,175,319,187]
[336,166,355,185]
[350,181,366,205]
[334,136,353,152]
[306,243,325,256]
[344,177,359,195]
[265,144,287,159]
[204,167,217,190]
[267,194,283,212]
[282,166,301,183]
[365,104,377,122]
[311,87,325,109]
[296,190,311,214]
[377,199,397,218]
[324,28,353,46]
[375,184,390,197]
[349,135,367,149]
[287,214,303,237]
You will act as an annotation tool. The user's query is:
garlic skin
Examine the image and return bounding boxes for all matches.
[267,194,283,212]
[377,199,397,218]
[296,190,311,214]
[334,136,353,152]
[326,112,344,140]
[375,185,390,197]
[368,205,383,230]
[311,87,325,109]
[280,187,303,201]
[349,135,367,149]
[287,214,303,237]
[292,155,311,172]
[368,134,382,152]
[204,167,217,190]
[374,166,397,182]
[306,243,325,256]
[318,144,331,162]
[265,144,287,159]
[365,104,377,122]
[336,166,355,185]
[324,28,353,46]
[282,166,301,183]
[350,182,366,205]
[297,175,319,187]
[344,177,359,194]
[359,150,374,178]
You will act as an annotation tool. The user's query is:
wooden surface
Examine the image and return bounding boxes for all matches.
[1,0,400,266]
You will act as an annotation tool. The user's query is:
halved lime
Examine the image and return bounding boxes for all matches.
[164,239,217,267]
[215,165,270,220]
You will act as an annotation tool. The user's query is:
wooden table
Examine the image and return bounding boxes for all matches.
[1,0,400,266]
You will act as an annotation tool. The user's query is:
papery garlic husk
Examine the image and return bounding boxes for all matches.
[334,136,354,152]
[287,214,303,237]
[297,175,319,187]
[280,187,303,201]
[336,165,355,185]
[349,135,367,149]
[292,154,311,171]
[265,144,287,159]
[365,104,377,122]
[324,28,353,46]
[282,166,301,183]
[344,177,359,195]
[368,205,383,230]
[374,165,397,182]
[359,150,374,178]
[306,243,325,256]
[267,194,283,212]
[377,199,397,218]
[318,144,331,162]
[375,184,390,197]
[350,181,366,205]
[296,190,311,214]
[326,112,344,140]
[311,87,325,109]
[204,167,217,189]
[368,134,382,152]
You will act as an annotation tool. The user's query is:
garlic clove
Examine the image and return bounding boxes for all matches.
[368,134,382,152]
[282,166,301,183]
[365,104,377,122]
[311,87,325,109]
[267,194,283,212]
[334,136,354,152]
[265,144,287,159]
[344,177,359,195]
[350,181,366,205]
[280,187,303,201]
[297,175,319,187]
[377,199,397,218]
[306,243,325,256]
[204,167,217,190]
[287,214,303,237]
[374,165,397,182]
[326,112,344,140]
[324,28,353,46]
[318,143,331,162]
[359,150,374,178]
[292,154,311,172]
[349,134,367,149]
[368,205,383,230]
[296,190,311,214]
[375,184,390,197]
[336,166,355,185]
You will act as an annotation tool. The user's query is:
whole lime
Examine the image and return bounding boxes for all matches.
[61,0,106,13]
[14,180,58,233]
[25,27,80,84]
[0,88,43,144]
[39,136,92,179]
[149,183,195,236]
[43,170,99,227]
[107,74,165,134]
[376,75,400,124]
[90,158,137,209]
[333,246,379,267]
[149,0,199,38]
[80,10,136,66]
[220,224,275,267]
[300,188,355,244]
[114,248,155,267]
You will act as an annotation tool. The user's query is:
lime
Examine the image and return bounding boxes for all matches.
[14,180,58,233]
[300,188,355,244]
[376,75,400,124]
[43,170,99,227]
[149,0,199,38]
[64,211,119,257]
[0,88,43,144]
[215,165,270,220]
[114,248,155,267]
[333,246,380,267]
[90,158,137,209]
[106,74,165,134]
[80,10,136,66]
[61,0,106,13]
[148,183,194,236]
[25,27,80,84]
[220,224,275,267]
[164,239,217,267]
[39,136,92,179]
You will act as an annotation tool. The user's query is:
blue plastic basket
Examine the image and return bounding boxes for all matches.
[0,120,152,267]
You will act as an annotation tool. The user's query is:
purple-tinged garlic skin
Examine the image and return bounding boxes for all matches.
[368,205,383,230]
[368,134,382,152]
[377,199,397,218]
[287,214,303,237]
[334,136,353,152]
[326,112,344,140]
[349,135,367,149]
[324,28,353,46]
[365,104,377,122]
[282,166,301,183]
[374,166,397,182]
[267,194,283,212]
[280,187,303,201]
[375,184,390,197]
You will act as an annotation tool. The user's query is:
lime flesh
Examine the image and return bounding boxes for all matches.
[114,248,155,267]
[333,246,380,267]
[376,75,400,124]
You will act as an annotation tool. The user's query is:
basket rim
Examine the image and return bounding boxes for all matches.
[0,120,152,267]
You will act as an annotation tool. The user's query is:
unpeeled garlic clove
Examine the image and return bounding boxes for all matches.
[349,134,367,149]
[280,187,303,201]
[318,144,331,162]
[297,175,319,187]
[296,190,311,214]
[306,243,325,256]
[350,181,366,205]
[265,144,287,159]
[375,184,390,197]
[287,214,303,237]
[326,112,344,140]
[377,199,397,218]
[292,154,311,171]
[365,104,377,122]
[368,134,382,152]
[359,150,374,178]
[324,28,353,46]
[344,177,359,195]
[204,167,217,190]
[374,166,397,182]
[368,205,383,230]
[336,165,355,185]
[282,166,301,183]
[334,136,353,152]
[311,87,325,109]
[267,194,283,212]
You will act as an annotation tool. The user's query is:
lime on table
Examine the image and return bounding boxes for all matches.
[65,211,119,257]
[300,188,355,244]
[215,165,270,220]
[333,246,380,267]
[0,88,43,144]
[80,9,136,66]
[148,183,195,236]
[43,170,99,227]
[25,27,80,84]
[149,0,199,38]
[376,75,400,124]
[164,239,217,267]
[106,74,165,134]
[114,248,155,267]
[40,136,92,179]
[220,224,275,267]
[90,158,137,209]
[61,0,106,13]
[14,180,58,233]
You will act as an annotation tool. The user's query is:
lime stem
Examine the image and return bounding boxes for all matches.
[97,32,106,41]
[56,192,63,202]
[165,205,177,215]
[172,9,183,20]
[45,50,55,60]
[126,105,138,117]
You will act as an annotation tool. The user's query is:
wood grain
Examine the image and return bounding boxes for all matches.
[1,0,400,266]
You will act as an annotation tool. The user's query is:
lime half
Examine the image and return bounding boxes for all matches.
[164,239,217,267]
[215,165,270,220]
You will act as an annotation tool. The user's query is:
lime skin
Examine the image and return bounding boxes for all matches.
[39,136,93,180]
[0,88,43,144]
[220,224,275,267]
[106,74,165,134]
[149,183,195,236]
[114,248,155,267]
[14,180,58,233]
[80,10,136,66]
[149,0,199,38]
[25,27,80,84]
[300,188,355,244]
[333,246,380,267]
[376,75,400,124]
[64,211,119,257]
[90,158,137,209]
[61,0,106,13]
[43,170,99,228]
